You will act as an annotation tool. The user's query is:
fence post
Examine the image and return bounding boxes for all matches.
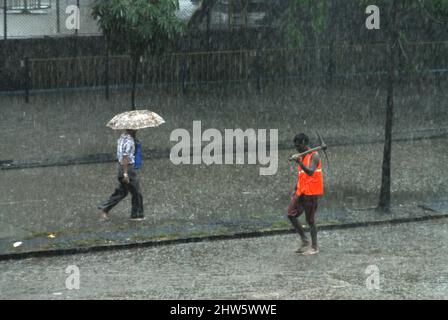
[56,0,60,34]
[181,37,189,94]
[326,40,335,85]
[23,57,30,103]
[3,0,7,40]
[255,49,261,93]
[75,0,79,36]
[181,51,187,94]
[105,36,110,100]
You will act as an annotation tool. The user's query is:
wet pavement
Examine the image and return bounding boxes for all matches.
[0,136,447,258]
[1,219,447,299]
[0,83,447,258]
[1,83,447,162]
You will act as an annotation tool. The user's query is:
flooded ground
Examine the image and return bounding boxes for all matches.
[0,137,446,255]
[0,81,447,254]
[1,219,447,299]
[1,139,447,238]
[1,82,446,161]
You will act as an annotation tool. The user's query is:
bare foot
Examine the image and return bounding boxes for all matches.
[295,240,310,253]
[301,247,319,256]
[99,210,109,221]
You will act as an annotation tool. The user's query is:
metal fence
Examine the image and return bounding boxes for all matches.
[22,41,448,96]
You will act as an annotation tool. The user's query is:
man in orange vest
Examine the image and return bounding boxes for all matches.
[287,133,324,255]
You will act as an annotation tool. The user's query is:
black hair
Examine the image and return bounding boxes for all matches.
[126,129,137,139]
[293,133,309,146]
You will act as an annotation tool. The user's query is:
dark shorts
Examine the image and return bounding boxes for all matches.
[287,194,318,224]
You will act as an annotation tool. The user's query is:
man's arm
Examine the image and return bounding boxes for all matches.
[296,153,320,176]
[122,155,129,183]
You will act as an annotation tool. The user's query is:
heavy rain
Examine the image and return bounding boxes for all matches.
[0,0,447,303]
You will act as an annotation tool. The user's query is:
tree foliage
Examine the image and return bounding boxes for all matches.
[285,0,328,47]
[285,0,448,48]
[421,0,448,21]
[92,0,185,57]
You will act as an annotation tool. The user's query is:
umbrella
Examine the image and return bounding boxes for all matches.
[106,110,165,130]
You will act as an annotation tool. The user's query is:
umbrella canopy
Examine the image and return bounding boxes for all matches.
[107,110,165,130]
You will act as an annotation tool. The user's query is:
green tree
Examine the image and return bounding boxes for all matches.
[286,0,328,48]
[378,0,398,213]
[188,0,218,30]
[92,0,184,110]
[284,0,333,80]
[368,0,448,212]
[420,0,448,22]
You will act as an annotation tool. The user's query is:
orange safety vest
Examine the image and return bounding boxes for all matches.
[295,151,324,196]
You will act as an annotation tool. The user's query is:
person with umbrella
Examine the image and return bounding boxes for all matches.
[97,110,165,221]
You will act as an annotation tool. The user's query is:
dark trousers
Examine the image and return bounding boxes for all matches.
[98,165,144,217]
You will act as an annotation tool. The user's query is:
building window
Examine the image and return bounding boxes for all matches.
[5,0,51,12]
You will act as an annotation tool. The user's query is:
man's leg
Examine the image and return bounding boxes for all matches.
[97,180,129,217]
[302,196,319,255]
[310,223,318,249]
[287,194,309,251]
[128,169,144,219]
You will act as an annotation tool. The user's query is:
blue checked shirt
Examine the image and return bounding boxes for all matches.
[117,133,135,165]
